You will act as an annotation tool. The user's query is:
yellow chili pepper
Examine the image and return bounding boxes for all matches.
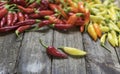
[118,35,120,46]
[88,23,98,41]
[108,32,116,47]
[90,15,105,23]
[111,30,118,46]
[59,47,87,56]
[117,21,120,29]
[100,26,110,33]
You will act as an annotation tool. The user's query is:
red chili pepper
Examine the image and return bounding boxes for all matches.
[75,17,85,26]
[28,0,41,8]
[0,25,19,32]
[24,14,29,20]
[15,25,31,36]
[17,5,35,14]
[17,12,25,22]
[7,12,14,26]
[39,39,67,58]
[80,25,85,32]
[15,19,40,26]
[0,5,10,19]
[45,16,63,24]
[11,12,18,26]
[50,24,73,30]
[29,10,54,19]
[0,16,6,28]
[38,20,52,28]
[9,0,27,7]
[49,3,58,11]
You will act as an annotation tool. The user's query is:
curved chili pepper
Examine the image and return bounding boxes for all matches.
[108,32,116,47]
[38,20,52,28]
[15,25,31,36]
[0,16,6,28]
[17,12,25,22]
[50,24,73,30]
[7,11,14,26]
[29,10,54,19]
[111,30,118,46]
[15,19,40,26]
[17,5,35,14]
[0,25,19,32]
[39,39,67,58]
[78,2,85,13]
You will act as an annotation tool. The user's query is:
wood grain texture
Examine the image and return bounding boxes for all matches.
[0,33,22,74]
[52,29,86,74]
[83,33,120,74]
[17,29,53,74]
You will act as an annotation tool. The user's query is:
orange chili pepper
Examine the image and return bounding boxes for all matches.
[66,14,78,25]
[78,2,85,13]
[93,23,102,38]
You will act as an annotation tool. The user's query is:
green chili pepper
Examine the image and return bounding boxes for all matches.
[100,33,111,53]
[59,47,87,56]
[108,32,116,47]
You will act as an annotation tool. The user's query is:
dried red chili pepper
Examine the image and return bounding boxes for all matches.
[39,39,67,58]
[17,5,35,14]
[15,19,40,26]
[29,10,54,19]
[9,0,27,7]
[38,20,52,28]
[50,24,73,30]
[17,12,25,22]
[15,25,31,36]
[0,16,6,28]
[28,0,41,8]
[7,12,14,26]
[0,25,19,32]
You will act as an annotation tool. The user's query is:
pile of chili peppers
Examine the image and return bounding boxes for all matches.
[0,0,120,54]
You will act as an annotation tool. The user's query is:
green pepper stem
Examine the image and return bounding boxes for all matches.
[39,38,48,48]
[101,44,111,53]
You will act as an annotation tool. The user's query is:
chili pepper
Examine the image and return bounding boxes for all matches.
[0,25,19,32]
[9,0,27,7]
[58,47,87,56]
[29,10,54,19]
[17,5,35,14]
[108,32,116,47]
[17,12,25,22]
[45,16,63,24]
[57,5,68,19]
[118,35,120,47]
[80,25,85,33]
[0,4,11,19]
[75,17,85,26]
[111,30,118,46]
[15,19,40,26]
[109,21,120,32]
[93,23,102,38]
[78,2,85,13]
[0,16,6,28]
[39,39,67,58]
[38,20,52,28]
[100,33,111,53]
[67,13,83,26]
[117,21,120,29]
[7,11,14,26]
[100,26,110,33]
[15,25,31,36]
[28,0,41,8]
[0,1,7,6]
[11,12,18,26]
[24,14,29,20]
[88,23,97,41]
[84,10,90,25]
[90,15,105,23]
[50,23,73,30]
[49,3,58,11]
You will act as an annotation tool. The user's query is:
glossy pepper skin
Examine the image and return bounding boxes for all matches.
[0,6,8,19]
[38,20,52,28]
[17,12,25,22]
[11,12,18,26]
[7,12,14,26]
[0,16,6,28]
[39,39,67,58]
[15,25,31,36]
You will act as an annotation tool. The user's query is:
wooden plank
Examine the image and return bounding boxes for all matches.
[17,29,53,74]
[83,33,120,74]
[0,33,22,74]
[52,29,86,74]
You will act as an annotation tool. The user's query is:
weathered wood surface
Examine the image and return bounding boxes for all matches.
[0,1,120,74]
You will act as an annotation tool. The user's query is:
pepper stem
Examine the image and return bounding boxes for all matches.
[101,44,111,53]
[39,38,48,48]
